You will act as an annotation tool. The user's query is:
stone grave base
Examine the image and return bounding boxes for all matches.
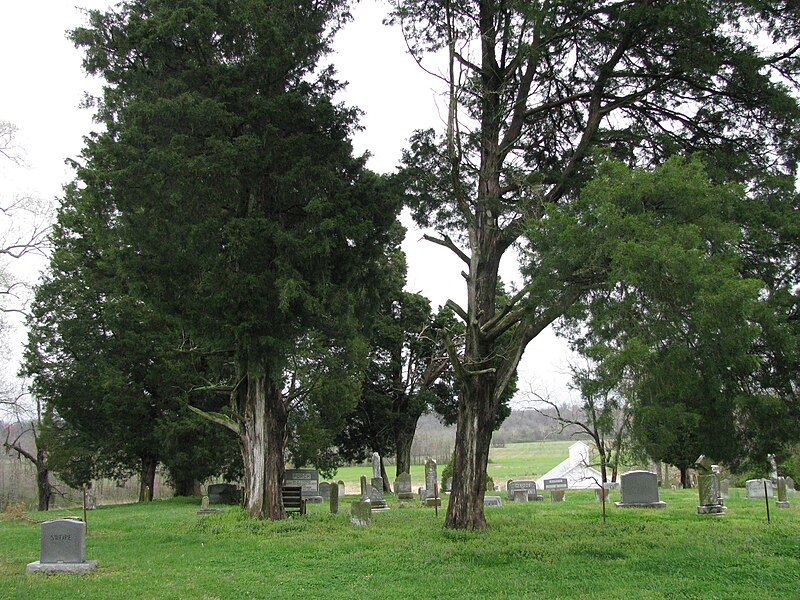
[697,504,727,516]
[197,508,222,515]
[424,498,441,508]
[397,493,415,500]
[529,495,544,501]
[776,501,790,509]
[370,501,390,511]
[484,496,502,507]
[27,561,98,574]
[614,501,666,509]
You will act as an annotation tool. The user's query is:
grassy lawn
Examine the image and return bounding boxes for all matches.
[2,487,798,599]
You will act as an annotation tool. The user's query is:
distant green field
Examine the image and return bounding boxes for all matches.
[332,440,573,491]
[3,488,798,599]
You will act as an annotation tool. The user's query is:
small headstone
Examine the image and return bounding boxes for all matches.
[776,477,790,508]
[418,487,428,502]
[484,496,502,507]
[425,458,437,497]
[26,519,98,574]
[337,480,346,497]
[543,478,568,503]
[444,477,453,493]
[696,455,726,516]
[595,487,608,502]
[745,479,773,499]
[143,486,152,502]
[784,476,795,492]
[359,475,371,503]
[207,483,241,505]
[370,477,389,510]
[284,469,323,503]
[86,491,97,510]
[720,478,730,500]
[319,482,331,500]
[350,499,372,526]
[614,471,666,509]
[395,473,414,500]
[330,482,339,514]
[507,480,542,501]
[513,489,528,503]
[197,494,221,515]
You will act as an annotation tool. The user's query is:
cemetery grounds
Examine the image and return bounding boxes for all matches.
[1,441,798,599]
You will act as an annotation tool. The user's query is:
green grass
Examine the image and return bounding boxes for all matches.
[2,488,798,599]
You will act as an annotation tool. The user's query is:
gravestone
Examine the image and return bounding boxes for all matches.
[786,476,796,493]
[769,454,778,481]
[614,471,666,508]
[143,485,152,502]
[197,495,222,515]
[507,480,542,501]
[337,480,346,497]
[86,491,97,510]
[745,479,773,499]
[330,482,339,514]
[484,496,502,507]
[543,478,568,502]
[26,519,98,574]
[369,452,389,510]
[720,478,730,500]
[395,473,414,500]
[696,455,726,516]
[776,477,790,509]
[208,483,241,505]
[284,469,323,504]
[351,476,372,525]
[513,489,528,502]
[444,477,453,493]
[319,482,331,500]
[425,458,437,498]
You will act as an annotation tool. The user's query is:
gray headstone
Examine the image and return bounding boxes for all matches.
[370,477,389,510]
[395,473,414,500]
[615,471,666,508]
[284,469,321,502]
[695,455,726,515]
[768,454,778,481]
[776,477,790,508]
[319,482,331,500]
[507,480,539,500]
[330,482,339,514]
[207,483,241,505]
[745,479,773,499]
[720,478,730,499]
[550,490,565,502]
[444,477,453,492]
[337,480,346,497]
[543,478,568,491]
[513,489,528,503]
[425,458,437,494]
[484,496,502,507]
[197,494,222,515]
[359,475,371,503]
[27,519,98,573]
[200,495,209,510]
[372,452,382,479]
[351,500,371,526]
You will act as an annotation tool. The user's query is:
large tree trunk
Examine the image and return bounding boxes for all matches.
[394,417,418,477]
[240,373,287,519]
[35,448,52,512]
[379,456,392,493]
[444,375,497,530]
[139,456,157,501]
[679,465,690,489]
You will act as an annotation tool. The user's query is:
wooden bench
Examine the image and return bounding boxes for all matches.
[282,486,306,516]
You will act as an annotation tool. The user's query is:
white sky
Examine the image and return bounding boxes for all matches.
[0,0,576,408]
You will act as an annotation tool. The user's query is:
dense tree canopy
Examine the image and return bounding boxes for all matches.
[391,0,800,529]
[69,0,400,518]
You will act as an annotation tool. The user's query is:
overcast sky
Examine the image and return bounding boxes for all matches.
[0,0,576,408]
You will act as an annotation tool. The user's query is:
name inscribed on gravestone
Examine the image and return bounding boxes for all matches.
[543,478,568,491]
[284,469,320,498]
